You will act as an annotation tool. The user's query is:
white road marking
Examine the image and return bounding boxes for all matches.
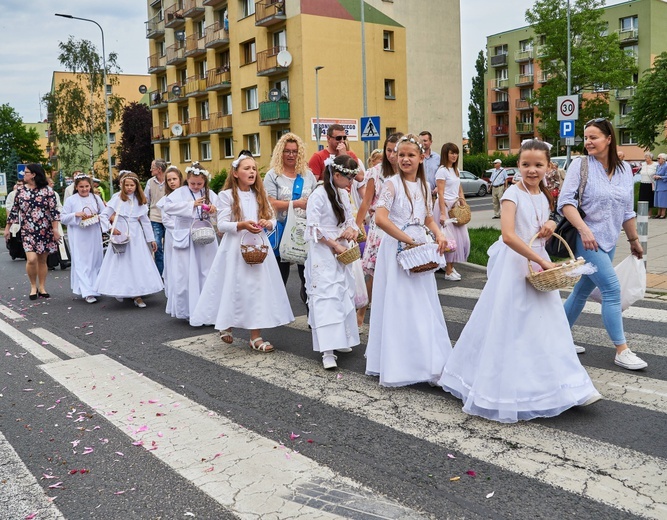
[0,319,61,364]
[29,328,89,359]
[165,333,667,520]
[0,303,27,322]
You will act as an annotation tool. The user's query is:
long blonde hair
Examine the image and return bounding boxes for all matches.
[269,132,308,176]
[396,134,430,217]
[223,156,274,222]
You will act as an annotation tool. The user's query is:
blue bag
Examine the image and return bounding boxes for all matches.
[268,175,303,256]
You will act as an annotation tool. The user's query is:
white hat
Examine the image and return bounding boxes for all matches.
[493,159,502,164]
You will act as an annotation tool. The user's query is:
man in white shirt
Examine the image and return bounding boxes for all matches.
[419,131,441,192]
[490,159,508,218]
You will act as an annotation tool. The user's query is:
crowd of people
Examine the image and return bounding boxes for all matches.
[3,120,650,424]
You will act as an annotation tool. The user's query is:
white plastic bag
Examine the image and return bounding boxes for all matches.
[351,259,368,309]
[279,201,309,264]
[589,255,646,311]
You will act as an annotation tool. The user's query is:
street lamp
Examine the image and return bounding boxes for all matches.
[315,66,324,151]
[55,13,114,197]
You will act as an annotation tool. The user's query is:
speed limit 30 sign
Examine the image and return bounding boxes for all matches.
[557,95,579,121]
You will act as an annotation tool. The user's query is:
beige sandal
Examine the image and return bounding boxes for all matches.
[249,337,274,353]
[219,329,233,344]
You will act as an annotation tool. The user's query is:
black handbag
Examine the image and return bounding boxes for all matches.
[546,158,588,258]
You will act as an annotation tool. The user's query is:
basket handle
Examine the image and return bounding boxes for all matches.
[240,230,268,247]
[82,206,94,217]
[397,223,433,253]
[527,232,574,275]
[190,217,214,232]
[110,214,130,238]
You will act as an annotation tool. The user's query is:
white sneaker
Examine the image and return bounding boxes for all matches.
[614,348,647,370]
[580,393,602,407]
[451,268,461,278]
[574,345,586,354]
[444,272,461,281]
[85,296,97,304]
[336,348,353,353]
[322,353,338,370]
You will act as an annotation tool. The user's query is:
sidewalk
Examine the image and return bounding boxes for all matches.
[468,204,667,293]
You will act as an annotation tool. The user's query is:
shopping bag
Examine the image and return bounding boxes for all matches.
[279,201,309,264]
[351,259,368,309]
[266,219,284,256]
[441,222,457,253]
[589,255,646,311]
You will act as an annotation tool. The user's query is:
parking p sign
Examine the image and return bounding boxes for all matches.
[557,95,579,121]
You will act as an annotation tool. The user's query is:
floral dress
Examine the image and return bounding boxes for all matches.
[361,164,390,276]
[8,186,60,254]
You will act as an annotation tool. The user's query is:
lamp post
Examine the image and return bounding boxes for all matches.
[565,0,572,169]
[315,66,324,151]
[55,13,114,197]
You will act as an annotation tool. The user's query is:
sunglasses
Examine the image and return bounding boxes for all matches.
[585,117,608,127]
[332,135,348,141]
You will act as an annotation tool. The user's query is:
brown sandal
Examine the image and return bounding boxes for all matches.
[249,337,274,353]
[219,329,233,344]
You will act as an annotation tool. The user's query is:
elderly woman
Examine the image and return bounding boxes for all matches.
[264,133,318,302]
[558,119,646,370]
[653,153,667,219]
[638,152,658,216]
[4,164,61,299]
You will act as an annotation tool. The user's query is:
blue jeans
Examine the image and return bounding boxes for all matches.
[151,221,165,275]
[563,234,625,345]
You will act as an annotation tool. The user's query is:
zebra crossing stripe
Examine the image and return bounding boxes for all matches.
[0,318,61,364]
[165,333,667,520]
[0,303,27,322]
[29,327,89,359]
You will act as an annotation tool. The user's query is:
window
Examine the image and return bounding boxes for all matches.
[223,136,234,158]
[494,44,508,56]
[242,39,256,65]
[158,41,166,57]
[519,87,532,100]
[105,84,112,95]
[384,79,395,100]
[383,31,394,51]
[161,146,170,163]
[181,143,191,162]
[620,16,638,32]
[624,45,638,62]
[197,59,207,77]
[600,22,609,37]
[179,68,188,85]
[619,101,632,116]
[245,133,260,155]
[199,100,209,119]
[221,93,232,115]
[273,78,289,99]
[159,75,168,92]
[619,131,637,145]
[538,35,547,45]
[196,19,205,39]
[496,68,508,80]
[519,39,532,52]
[385,127,396,138]
[110,156,116,167]
[161,112,169,128]
[244,86,258,111]
[273,29,286,49]
[109,132,116,144]
[180,105,190,122]
[241,0,255,18]
[217,49,230,69]
[497,138,509,150]
[495,91,508,102]
[200,140,212,161]
[520,62,533,75]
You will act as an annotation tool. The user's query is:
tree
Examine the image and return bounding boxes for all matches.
[43,37,124,178]
[116,102,153,183]
[627,52,667,150]
[525,0,636,145]
[0,103,45,185]
[468,50,487,155]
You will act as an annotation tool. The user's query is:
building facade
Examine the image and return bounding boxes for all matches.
[485,0,667,160]
[145,0,461,173]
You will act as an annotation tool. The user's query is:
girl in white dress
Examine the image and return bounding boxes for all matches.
[190,154,294,352]
[365,134,452,387]
[433,142,470,281]
[305,155,361,370]
[96,173,163,308]
[159,163,219,320]
[156,166,184,296]
[60,174,105,304]
[439,139,601,423]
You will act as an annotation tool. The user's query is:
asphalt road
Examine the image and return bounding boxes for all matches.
[1,247,666,520]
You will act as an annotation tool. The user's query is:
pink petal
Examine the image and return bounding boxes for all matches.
[211,452,223,460]
[148,399,159,404]
[136,425,148,433]
[157,432,163,438]
[204,466,214,472]
[132,441,143,446]
[289,432,300,441]
[25,513,38,519]
[466,470,477,477]
[115,452,124,456]
[447,454,456,459]
[48,482,64,489]
[41,474,58,480]
[82,447,94,455]
[307,439,314,443]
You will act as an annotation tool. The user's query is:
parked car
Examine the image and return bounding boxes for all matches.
[460,170,491,197]
[483,167,519,185]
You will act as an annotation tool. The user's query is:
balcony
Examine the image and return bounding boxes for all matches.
[183,0,205,17]
[185,75,207,97]
[208,112,233,133]
[206,67,231,91]
[257,46,289,76]
[491,101,509,113]
[147,53,167,74]
[184,33,206,58]
[151,126,170,142]
[515,73,534,86]
[205,22,229,48]
[516,122,534,134]
[490,54,507,67]
[189,116,210,135]
[538,71,553,84]
[166,43,186,65]
[491,125,509,136]
[618,27,639,43]
[536,45,548,58]
[203,0,225,5]
[167,82,186,102]
[259,100,290,125]
[146,13,165,39]
[171,121,189,139]
[515,49,533,62]
[615,114,631,128]
[164,3,185,28]
[515,98,533,110]
[615,87,636,100]
[255,1,286,27]
[489,78,508,90]
[149,90,168,108]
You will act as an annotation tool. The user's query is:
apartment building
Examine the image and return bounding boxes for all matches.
[145,0,461,173]
[485,0,667,159]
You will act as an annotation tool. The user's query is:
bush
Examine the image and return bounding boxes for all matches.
[209,168,228,193]
[0,207,6,229]
[462,154,489,177]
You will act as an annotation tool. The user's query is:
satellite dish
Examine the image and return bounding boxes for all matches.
[175,30,185,41]
[276,50,292,68]
[171,123,183,136]
[268,88,281,102]
[172,85,182,97]
[139,85,147,94]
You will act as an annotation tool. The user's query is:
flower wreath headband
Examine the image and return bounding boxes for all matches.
[231,154,253,169]
[120,172,140,183]
[185,162,210,178]
[394,135,425,154]
[324,157,359,179]
[73,173,92,181]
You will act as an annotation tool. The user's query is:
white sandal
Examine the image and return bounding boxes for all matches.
[219,330,233,344]
[249,337,274,353]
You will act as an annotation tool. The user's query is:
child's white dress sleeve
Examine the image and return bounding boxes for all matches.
[60,196,79,227]
[305,191,326,242]
[376,180,396,213]
[216,191,238,234]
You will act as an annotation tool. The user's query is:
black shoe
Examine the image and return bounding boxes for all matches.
[29,292,38,300]
[39,292,50,298]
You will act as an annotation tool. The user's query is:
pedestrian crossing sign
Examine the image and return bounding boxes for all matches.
[360,116,381,142]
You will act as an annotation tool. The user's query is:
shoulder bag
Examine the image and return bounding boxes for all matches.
[268,174,303,256]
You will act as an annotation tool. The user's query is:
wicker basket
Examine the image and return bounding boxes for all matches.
[109,216,130,254]
[79,206,99,228]
[356,228,367,243]
[526,233,585,292]
[190,218,216,246]
[240,231,269,265]
[448,202,471,226]
[336,242,361,265]
[396,223,444,274]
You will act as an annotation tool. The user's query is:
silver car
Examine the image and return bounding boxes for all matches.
[460,170,491,197]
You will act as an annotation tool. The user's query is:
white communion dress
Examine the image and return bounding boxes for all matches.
[304,186,360,353]
[60,193,105,299]
[432,166,470,263]
[365,175,452,386]
[159,186,220,319]
[190,188,294,331]
[438,185,600,423]
[96,193,164,298]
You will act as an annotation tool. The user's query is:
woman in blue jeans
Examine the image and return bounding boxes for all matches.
[558,118,646,370]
